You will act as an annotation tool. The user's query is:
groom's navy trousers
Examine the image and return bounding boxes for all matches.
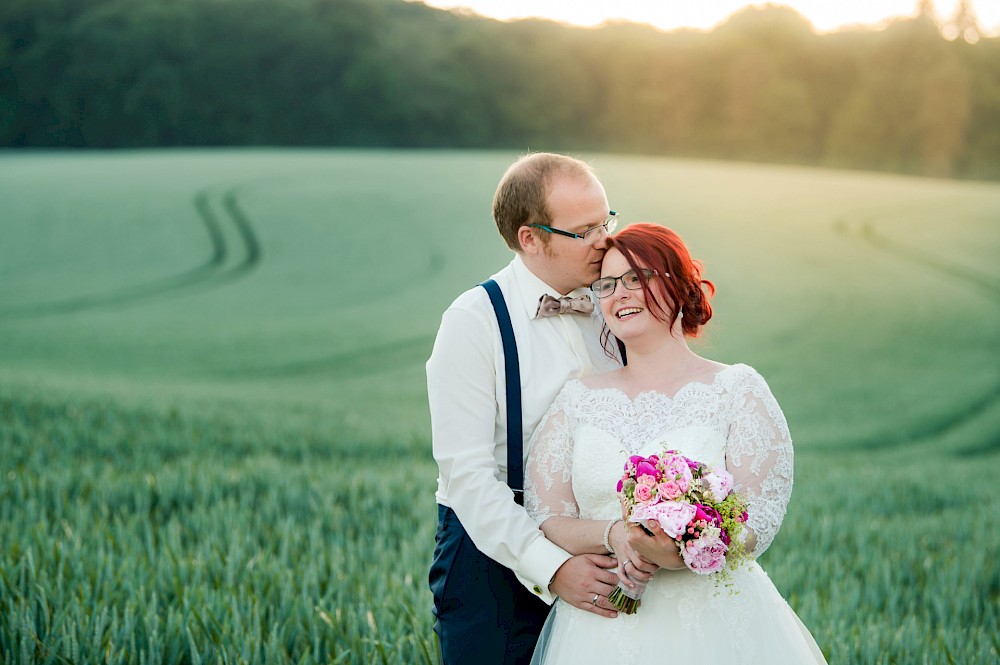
[430,505,551,665]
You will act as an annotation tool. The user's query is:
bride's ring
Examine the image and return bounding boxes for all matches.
[622,559,631,568]
[592,593,600,605]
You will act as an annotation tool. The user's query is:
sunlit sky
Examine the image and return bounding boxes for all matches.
[415,1,1000,36]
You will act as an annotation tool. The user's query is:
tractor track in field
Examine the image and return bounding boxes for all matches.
[214,335,436,380]
[834,218,1000,303]
[0,184,261,320]
[834,217,1000,454]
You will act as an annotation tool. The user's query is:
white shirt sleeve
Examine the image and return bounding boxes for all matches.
[427,304,571,603]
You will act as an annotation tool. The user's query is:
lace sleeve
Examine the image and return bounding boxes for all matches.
[525,386,579,525]
[725,368,793,558]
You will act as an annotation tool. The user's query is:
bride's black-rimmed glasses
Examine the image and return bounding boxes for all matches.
[590,268,664,299]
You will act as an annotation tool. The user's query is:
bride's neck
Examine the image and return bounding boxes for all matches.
[620,334,702,385]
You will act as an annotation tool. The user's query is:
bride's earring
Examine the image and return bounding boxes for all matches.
[677,308,684,319]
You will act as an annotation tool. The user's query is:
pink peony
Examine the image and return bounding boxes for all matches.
[693,504,721,527]
[703,468,735,503]
[636,460,659,480]
[631,500,696,539]
[661,454,693,493]
[681,529,729,574]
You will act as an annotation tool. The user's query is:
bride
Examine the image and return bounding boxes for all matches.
[525,223,826,664]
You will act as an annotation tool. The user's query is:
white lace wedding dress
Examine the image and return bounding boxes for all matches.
[526,364,826,664]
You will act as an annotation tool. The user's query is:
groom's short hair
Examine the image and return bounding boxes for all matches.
[492,152,595,251]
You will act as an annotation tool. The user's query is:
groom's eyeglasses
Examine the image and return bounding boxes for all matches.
[530,210,618,241]
[590,269,662,299]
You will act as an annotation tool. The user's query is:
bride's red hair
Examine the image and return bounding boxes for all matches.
[608,223,715,337]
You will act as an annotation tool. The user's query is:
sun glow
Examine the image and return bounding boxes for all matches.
[415,0,1000,36]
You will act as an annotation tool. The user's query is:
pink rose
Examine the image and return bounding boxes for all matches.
[634,483,654,503]
[631,500,696,539]
[704,468,735,503]
[681,529,728,574]
[637,473,657,487]
[657,480,684,500]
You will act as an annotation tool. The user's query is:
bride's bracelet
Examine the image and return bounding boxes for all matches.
[603,518,622,555]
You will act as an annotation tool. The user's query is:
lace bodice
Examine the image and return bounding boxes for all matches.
[525,363,793,557]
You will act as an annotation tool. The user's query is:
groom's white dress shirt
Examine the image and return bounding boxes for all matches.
[427,254,621,603]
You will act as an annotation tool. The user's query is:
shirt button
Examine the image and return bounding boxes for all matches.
[532,585,543,595]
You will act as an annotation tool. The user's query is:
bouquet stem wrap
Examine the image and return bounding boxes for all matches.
[608,570,648,614]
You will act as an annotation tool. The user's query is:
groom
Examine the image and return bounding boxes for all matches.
[427,153,624,664]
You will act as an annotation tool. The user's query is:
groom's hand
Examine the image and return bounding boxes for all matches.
[549,553,619,618]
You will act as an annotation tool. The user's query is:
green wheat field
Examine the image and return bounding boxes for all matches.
[2,150,999,663]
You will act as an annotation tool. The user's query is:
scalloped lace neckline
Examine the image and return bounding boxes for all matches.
[570,362,748,405]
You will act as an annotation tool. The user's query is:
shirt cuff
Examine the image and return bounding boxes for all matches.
[514,536,572,605]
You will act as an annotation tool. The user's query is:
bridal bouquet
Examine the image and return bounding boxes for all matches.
[607,451,751,614]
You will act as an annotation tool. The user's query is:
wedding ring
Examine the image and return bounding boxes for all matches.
[622,559,631,568]
[592,593,600,605]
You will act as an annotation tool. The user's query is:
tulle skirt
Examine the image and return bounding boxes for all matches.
[531,561,826,665]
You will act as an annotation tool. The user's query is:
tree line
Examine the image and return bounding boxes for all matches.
[2,0,998,179]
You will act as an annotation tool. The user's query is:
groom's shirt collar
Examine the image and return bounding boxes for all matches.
[510,254,594,321]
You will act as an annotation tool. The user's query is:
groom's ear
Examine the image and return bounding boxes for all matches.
[518,225,543,256]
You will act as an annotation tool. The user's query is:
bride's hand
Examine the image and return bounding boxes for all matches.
[626,520,686,570]
[609,520,657,586]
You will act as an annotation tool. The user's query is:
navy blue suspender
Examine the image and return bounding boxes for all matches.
[479,279,525,506]
[478,279,626,505]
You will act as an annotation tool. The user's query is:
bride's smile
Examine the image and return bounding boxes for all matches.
[614,306,643,320]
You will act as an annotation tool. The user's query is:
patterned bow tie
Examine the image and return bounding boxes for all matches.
[535,294,595,318]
